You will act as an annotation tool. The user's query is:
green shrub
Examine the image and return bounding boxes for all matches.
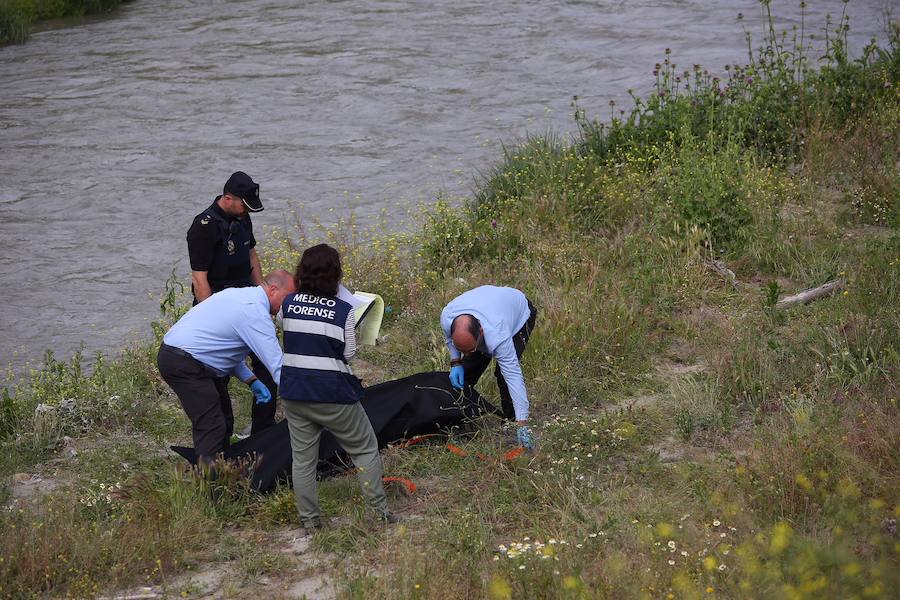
[574,1,898,167]
[653,132,755,253]
[0,0,130,45]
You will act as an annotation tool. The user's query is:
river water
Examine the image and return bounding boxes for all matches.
[0,0,891,374]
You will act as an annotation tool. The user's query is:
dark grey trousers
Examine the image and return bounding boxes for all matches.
[157,343,232,464]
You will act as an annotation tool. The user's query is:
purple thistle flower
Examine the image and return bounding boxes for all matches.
[491,219,497,229]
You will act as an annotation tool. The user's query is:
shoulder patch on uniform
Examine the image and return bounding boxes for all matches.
[200,216,210,225]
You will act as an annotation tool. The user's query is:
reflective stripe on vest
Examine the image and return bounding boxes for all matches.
[283,353,352,374]
[282,318,344,341]
[280,293,362,404]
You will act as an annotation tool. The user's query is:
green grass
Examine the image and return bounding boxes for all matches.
[0,0,131,45]
[1,4,898,598]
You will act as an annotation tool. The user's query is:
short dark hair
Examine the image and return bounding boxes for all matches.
[295,244,342,296]
[450,314,481,339]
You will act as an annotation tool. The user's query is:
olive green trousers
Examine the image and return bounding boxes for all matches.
[282,400,388,527]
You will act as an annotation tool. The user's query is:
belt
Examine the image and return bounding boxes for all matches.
[159,343,225,377]
[160,343,195,360]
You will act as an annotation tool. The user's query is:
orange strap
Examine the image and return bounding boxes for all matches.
[382,476,417,495]
[393,434,444,449]
[378,443,523,497]
[445,443,525,462]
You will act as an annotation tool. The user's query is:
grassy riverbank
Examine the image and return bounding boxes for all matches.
[2,5,898,599]
[0,0,129,45]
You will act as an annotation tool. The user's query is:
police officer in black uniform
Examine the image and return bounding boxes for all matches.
[186,171,277,434]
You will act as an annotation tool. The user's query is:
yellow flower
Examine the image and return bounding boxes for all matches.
[563,576,579,590]
[488,576,512,600]
[795,473,813,492]
[769,522,793,555]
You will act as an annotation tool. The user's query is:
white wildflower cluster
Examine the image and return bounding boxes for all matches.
[542,412,636,486]
[79,480,122,509]
[653,536,686,567]
[495,532,607,570]
[638,514,739,572]
[496,537,566,564]
[609,426,631,442]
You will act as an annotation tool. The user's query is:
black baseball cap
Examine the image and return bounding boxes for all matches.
[223,171,264,212]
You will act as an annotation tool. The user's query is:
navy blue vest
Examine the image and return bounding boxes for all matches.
[202,202,254,292]
[280,293,363,404]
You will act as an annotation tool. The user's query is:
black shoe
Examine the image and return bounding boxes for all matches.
[302,517,325,532]
[379,511,403,524]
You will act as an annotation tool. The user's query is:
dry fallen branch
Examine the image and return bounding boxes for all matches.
[775,278,845,309]
[704,258,740,290]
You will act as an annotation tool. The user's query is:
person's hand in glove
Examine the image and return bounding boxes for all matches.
[516,424,535,449]
[449,365,465,389]
[249,379,272,404]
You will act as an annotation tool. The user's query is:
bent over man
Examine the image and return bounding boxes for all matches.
[186,171,277,434]
[157,270,296,466]
[440,285,538,448]
[280,244,395,529]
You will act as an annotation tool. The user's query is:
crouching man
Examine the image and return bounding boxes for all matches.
[440,285,538,448]
[157,270,296,466]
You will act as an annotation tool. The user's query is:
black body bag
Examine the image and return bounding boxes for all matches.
[171,371,498,491]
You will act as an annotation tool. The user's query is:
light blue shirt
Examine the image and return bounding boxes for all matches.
[440,286,531,420]
[163,286,283,383]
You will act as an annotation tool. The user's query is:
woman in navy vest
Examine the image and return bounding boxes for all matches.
[280,243,395,529]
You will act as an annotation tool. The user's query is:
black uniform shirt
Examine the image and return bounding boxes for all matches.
[187,197,257,291]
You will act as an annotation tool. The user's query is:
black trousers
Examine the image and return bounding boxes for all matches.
[239,352,277,433]
[157,343,233,465]
[462,299,538,421]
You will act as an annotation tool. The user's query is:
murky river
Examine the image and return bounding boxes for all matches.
[0,0,891,373]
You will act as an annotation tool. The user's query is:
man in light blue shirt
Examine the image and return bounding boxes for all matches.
[440,285,538,448]
[157,270,296,465]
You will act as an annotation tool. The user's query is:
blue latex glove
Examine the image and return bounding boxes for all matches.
[249,380,272,404]
[516,425,535,449]
[449,365,465,389]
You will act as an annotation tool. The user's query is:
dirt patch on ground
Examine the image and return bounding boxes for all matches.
[104,527,338,600]
[7,472,63,503]
[746,273,799,293]
[681,305,729,333]
[653,357,707,382]
[647,435,717,464]
[624,393,664,411]
[844,225,894,241]
[618,360,738,466]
